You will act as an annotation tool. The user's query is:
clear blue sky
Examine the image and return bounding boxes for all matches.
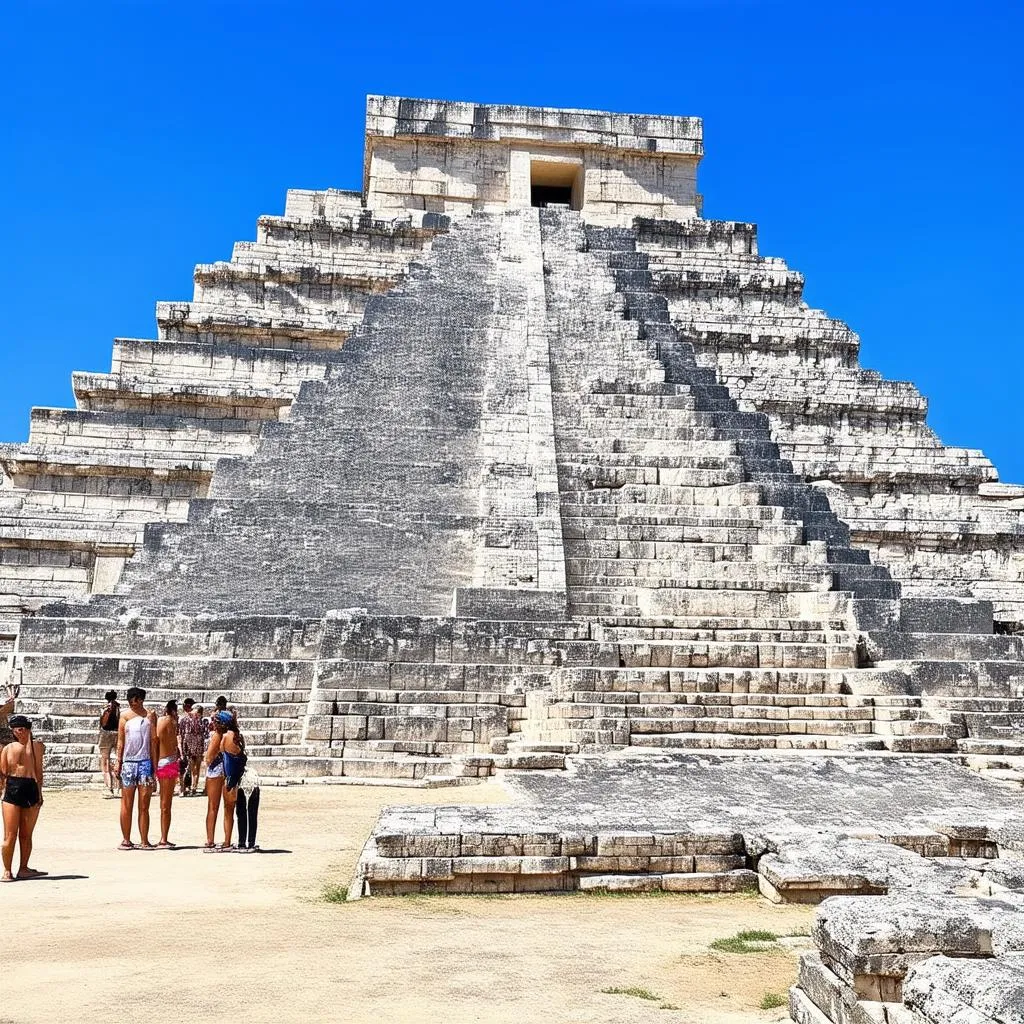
[4,0,1022,480]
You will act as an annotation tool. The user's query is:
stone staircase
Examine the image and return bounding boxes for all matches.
[6,206,1024,783]
[634,216,1024,629]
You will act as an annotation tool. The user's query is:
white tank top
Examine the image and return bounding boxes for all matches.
[123,714,152,761]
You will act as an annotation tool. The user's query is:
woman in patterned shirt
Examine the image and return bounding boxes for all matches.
[176,698,206,797]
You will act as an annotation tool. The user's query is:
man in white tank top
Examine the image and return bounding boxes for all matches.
[115,686,157,850]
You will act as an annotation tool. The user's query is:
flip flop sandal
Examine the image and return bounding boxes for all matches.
[118,841,135,851]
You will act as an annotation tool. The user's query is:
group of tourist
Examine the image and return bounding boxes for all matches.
[98,690,211,798]
[0,683,262,881]
[106,687,262,852]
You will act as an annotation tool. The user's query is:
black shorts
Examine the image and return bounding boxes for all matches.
[3,777,40,809]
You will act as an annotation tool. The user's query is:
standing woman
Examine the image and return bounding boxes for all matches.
[0,714,45,881]
[218,711,246,852]
[235,756,261,853]
[202,715,225,852]
[97,690,120,796]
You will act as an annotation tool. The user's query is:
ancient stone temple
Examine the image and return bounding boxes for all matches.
[1,95,1022,785]
[5,95,1024,1023]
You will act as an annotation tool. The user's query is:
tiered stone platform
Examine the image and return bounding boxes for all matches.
[5,192,1023,783]
[3,95,1021,1022]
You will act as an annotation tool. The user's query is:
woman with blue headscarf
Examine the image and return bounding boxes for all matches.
[217,710,247,850]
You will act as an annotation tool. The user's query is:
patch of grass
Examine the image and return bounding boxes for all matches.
[659,1003,680,1011]
[759,991,786,1010]
[710,936,757,953]
[710,929,783,954]
[601,986,662,1002]
[322,884,349,904]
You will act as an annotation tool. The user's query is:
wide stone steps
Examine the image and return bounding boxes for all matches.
[229,239,426,274]
[559,445,747,465]
[565,540,827,563]
[627,732,885,751]
[557,463,744,489]
[192,257,400,291]
[569,588,849,621]
[72,372,293,413]
[566,565,833,591]
[588,616,850,637]
[156,300,355,349]
[0,443,213,478]
[110,337,334,386]
[866,630,1024,663]
[560,636,852,669]
[573,691,866,709]
[27,408,263,454]
[551,666,852,694]
[560,499,788,520]
[561,521,805,544]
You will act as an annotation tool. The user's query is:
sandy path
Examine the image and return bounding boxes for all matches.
[2,784,811,1024]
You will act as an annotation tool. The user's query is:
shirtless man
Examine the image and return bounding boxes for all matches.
[154,700,180,848]
[115,686,157,850]
[0,714,45,881]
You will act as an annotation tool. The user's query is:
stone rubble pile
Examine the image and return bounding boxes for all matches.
[791,893,1024,1024]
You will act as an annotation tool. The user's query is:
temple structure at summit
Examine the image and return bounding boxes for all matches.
[0,95,1020,783]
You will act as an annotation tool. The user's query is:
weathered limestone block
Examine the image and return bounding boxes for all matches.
[902,954,1024,1024]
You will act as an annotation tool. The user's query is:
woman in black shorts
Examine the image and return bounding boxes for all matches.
[1,714,45,882]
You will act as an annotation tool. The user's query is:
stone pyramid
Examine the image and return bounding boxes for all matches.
[2,96,1022,784]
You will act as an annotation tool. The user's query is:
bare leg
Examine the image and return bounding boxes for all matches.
[100,749,111,793]
[189,756,202,796]
[205,777,224,846]
[222,788,238,847]
[120,785,137,845]
[2,802,20,879]
[158,776,175,845]
[16,803,42,877]
[137,784,154,848]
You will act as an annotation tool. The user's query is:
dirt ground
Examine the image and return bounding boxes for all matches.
[2,781,813,1024]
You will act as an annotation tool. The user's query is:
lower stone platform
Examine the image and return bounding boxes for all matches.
[353,753,1024,897]
[352,752,1024,1022]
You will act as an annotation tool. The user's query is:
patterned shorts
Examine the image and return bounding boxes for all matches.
[121,759,154,789]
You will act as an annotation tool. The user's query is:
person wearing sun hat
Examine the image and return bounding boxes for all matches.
[1,713,45,881]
